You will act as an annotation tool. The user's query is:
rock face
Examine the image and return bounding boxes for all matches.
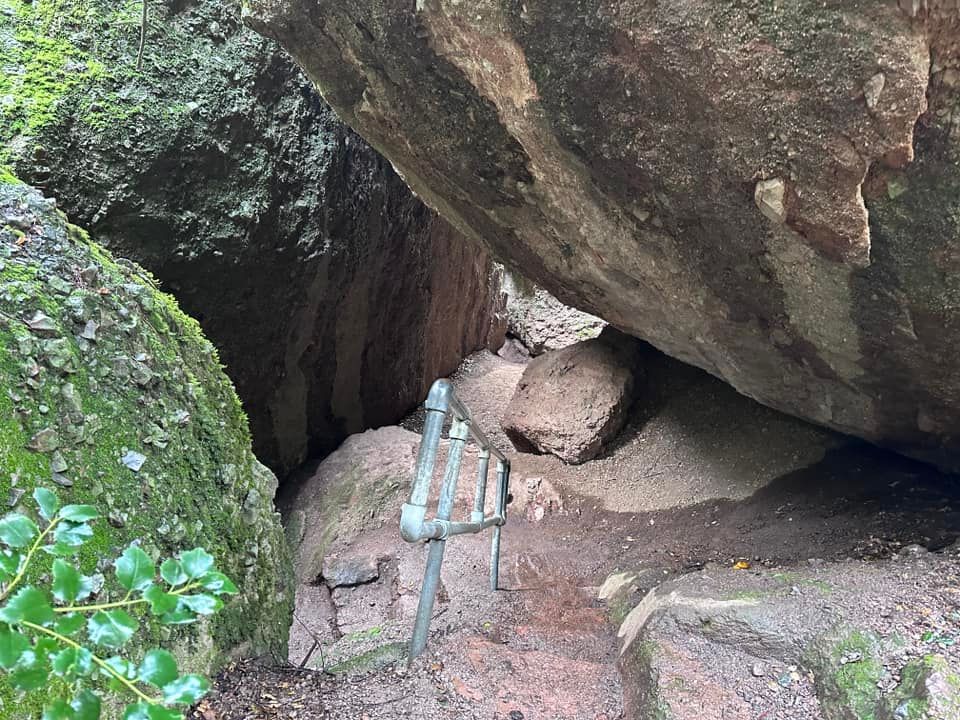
[501,271,605,356]
[609,545,960,720]
[0,0,504,476]
[0,180,293,713]
[245,0,960,470]
[502,328,643,463]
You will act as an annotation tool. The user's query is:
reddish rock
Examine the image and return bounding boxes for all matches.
[501,328,644,463]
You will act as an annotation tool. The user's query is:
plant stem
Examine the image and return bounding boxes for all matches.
[22,620,158,705]
[55,582,203,613]
[136,0,147,71]
[0,517,61,602]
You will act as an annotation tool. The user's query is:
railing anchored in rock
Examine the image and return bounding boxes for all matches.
[400,378,511,661]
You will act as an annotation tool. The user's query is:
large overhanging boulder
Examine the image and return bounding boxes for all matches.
[244,0,960,470]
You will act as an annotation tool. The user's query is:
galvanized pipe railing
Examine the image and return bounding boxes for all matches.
[400,378,511,660]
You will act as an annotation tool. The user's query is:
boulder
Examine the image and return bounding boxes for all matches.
[0,0,505,476]
[245,0,960,470]
[501,271,605,355]
[501,328,644,463]
[610,545,960,720]
[0,180,293,714]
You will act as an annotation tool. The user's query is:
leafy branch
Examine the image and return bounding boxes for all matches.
[0,488,238,719]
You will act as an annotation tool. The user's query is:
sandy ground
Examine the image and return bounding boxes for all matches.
[193,350,960,720]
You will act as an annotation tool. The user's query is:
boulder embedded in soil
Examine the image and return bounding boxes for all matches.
[0,180,293,714]
[501,328,644,463]
[610,545,960,720]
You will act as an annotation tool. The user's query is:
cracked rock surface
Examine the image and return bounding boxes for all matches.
[246,0,960,470]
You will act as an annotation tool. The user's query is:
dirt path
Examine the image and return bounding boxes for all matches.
[195,350,960,720]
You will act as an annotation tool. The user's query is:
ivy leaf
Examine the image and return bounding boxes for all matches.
[59,505,99,522]
[162,674,210,705]
[143,585,178,615]
[71,690,101,720]
[56,612,86,637]
[199,571,238,595]
[33,488,59,522]
[123,702,182,720]
[115,546,155,591]
[179,594,222,616]
[178,548,214,580]
[0,586,55,624]
[52,559,94,603]
[54,520,94,547]
[159,604,197,626]
[87,610,137,649]
[0,551,22,582]
[0,514,39,548]
[51,646,94,679]
[10,658,48,690]
[160,558,188,587]
[42,541,83,557]
[0,626,28,669]
[137,649,178,688]
[42,700,73,720]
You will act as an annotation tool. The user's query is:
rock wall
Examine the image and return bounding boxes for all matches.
[0,178,292,714]
[244,0,960,470]
[1,0,504,476]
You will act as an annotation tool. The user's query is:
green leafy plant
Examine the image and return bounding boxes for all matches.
[0,488,238,719]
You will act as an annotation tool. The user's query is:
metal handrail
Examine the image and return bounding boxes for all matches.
[400,379,511,660]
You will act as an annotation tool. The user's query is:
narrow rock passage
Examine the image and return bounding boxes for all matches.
[193,350,960,720]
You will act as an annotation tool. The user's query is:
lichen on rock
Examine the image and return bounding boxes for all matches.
[0,179,293,716]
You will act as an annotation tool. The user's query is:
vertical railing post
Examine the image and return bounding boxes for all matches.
[409,418,470,660]
[490,459,510,591]
[473,448,490,524]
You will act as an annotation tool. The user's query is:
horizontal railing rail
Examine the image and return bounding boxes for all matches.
[400,379,511,660]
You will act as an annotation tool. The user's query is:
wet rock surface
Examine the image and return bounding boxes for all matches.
[0,180,292,713]
[246,0,960,471]
[502,328,645,463]
[1,0,504,476]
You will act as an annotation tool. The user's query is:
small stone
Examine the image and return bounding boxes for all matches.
[7,488,24,507]
[108,512,126,528]
[80,265,99,285]
[864,72,885,111]
[52,472,74,488]
[27,427,59,453]
[80,320,99,341]
[50,451,68,473]
[755,178,786,223]
[25,310,56,333]
[321,554,380,588]
[751,662,766,677]
[173,409,191,426]
[121,450,146,472]
[509,712,525,720]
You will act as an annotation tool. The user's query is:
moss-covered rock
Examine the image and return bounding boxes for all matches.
[0,180,293,718]
[805,628,885,720]
[0,0,503,477]
[880,654,960,720]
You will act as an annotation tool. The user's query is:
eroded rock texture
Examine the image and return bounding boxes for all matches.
[1,0,503,475]
[245,0,960,469]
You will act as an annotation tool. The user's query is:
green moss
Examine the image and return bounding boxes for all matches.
[0,182,293,718]
[805,629,883,720]
[772,572,832,594]
[324,641,407,675]
[0,166,21,185]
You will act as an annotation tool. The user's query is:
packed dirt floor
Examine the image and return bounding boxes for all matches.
[191,350,960,720]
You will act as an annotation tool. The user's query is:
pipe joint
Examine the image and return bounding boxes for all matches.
[400,502,428,543]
